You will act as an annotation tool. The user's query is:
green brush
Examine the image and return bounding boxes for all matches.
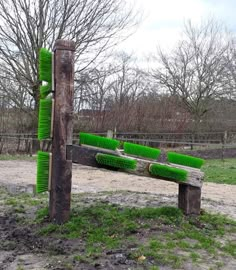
[38,98,54,140]
[40,84,52,99]
[39,48,53,98]
[39,48,52,83]
[149,163,188,182]
[96,153,137,170]
[79,132,120,150]
[167,152,204,169]
[124,142,161,160]
[36,151,52,193]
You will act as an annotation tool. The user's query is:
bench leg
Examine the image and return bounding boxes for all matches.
[178,185,201,215]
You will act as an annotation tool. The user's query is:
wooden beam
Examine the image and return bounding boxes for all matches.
[72,145,203,188]
[178,185,201,215]
[49,40,75,224]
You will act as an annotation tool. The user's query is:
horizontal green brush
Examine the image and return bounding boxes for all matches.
[149,163,188,182]
[96,153,137,170]
[79,132,120,150]
[124,142,161,160]
[167,152,204,169]
[38,98,53,140]
[36,151,51,193]
[39,48,52,83]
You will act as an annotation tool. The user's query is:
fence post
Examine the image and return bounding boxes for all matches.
[191,133,194,150]
[49,40,75,224]
[107,130,113,138]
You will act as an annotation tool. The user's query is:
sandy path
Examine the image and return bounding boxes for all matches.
[0,160,235,218]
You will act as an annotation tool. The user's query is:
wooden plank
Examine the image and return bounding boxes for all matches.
[72,145,203,188]
[49,40,75,224]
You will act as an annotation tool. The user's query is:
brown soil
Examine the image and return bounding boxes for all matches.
[0,160,236,270]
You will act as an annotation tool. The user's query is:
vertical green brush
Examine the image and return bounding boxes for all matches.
[37,48,54,192]
[38,47,54,140]
[38,98,54,140]
[39,48,53,98]
[36,151,52,193]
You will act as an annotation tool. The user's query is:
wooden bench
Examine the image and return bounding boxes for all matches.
[72,144,204,215]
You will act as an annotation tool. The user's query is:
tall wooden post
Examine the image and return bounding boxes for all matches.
[49,40,75,224]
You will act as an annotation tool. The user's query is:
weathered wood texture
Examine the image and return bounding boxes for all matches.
[72,145,203,188]
[178,185,201,215]
[50,40,75,224]
[72,144,203,215]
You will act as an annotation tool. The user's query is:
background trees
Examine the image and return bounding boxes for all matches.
[0,0,137,114]
[1,5,236,134]
[152,20,230,132]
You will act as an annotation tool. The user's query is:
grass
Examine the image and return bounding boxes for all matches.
[202,158,236,185]
[1,187,236,269]
[36,203,236,269]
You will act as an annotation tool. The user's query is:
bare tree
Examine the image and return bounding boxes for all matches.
[153,19,230,131]
[0,0,138,114]
[223,38,236,100]
[73,53,150,132]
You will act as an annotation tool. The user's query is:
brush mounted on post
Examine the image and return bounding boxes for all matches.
[36,41,75,224]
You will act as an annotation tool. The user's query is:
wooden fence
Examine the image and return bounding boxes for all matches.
[0,131,236,158]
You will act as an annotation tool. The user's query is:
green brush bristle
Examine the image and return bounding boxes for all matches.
[36,151,50,193]
[38,98,52,140]
[39,48,52,83]
[167,152,204,169]
[96,153,137,170]
[124,142,161,160]
[79,132,119,150]
[40,84,52,99]
[149,164,188,182]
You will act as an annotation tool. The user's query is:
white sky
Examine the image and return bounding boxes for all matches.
[120,0,236,57]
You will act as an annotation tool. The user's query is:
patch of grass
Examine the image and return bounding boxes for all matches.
[35,203,236,269]
[202,158,236,184]
[37,205,183,259]
[0,154,36,161]
[190,252,200,262]
[36,207,49,222]
[6,198,18,206]
[149,267,160,270]
[5,193,44,210]
[222,241,236,257]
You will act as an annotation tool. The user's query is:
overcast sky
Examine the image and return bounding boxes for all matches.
[120,0,236,57]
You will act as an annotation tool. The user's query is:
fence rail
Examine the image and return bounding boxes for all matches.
[0,132,236,158]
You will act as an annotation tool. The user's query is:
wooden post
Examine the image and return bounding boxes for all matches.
[178,185,201,215]
[49,40,75,224]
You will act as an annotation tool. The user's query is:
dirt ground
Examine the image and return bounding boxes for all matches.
[0,159,236,270]
[0,160,236,219]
